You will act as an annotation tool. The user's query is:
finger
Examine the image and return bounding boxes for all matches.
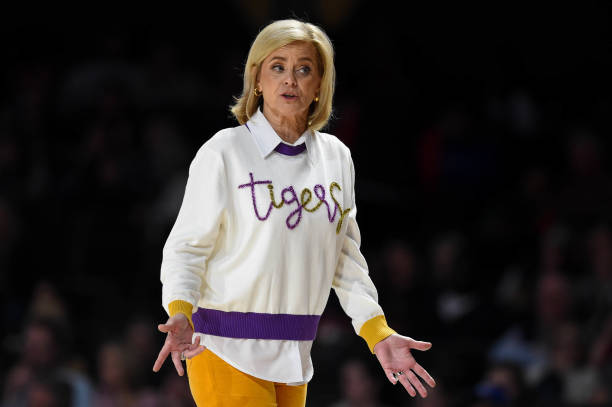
[185,342,199,351]
[406,370,428,398]
[183,345,206,359]
[184,336,205,358]
[153,344,171,372]
[158,318,182,333]
[192,334,202,346]
[413,363,436,388]
[398,374,417,397]
[171,351,184,376]
[158,323,172,333]
[409,339,432,351]
[383,368,399,385]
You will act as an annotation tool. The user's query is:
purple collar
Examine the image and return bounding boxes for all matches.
[245,122,308,157]
[274,142,306,156]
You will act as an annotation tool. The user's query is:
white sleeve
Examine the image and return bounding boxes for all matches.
[332,154,385,335]
[160,144,226,314]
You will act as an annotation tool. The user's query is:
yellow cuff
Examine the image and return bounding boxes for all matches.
[359,315,396,353]
[168,300,194,331]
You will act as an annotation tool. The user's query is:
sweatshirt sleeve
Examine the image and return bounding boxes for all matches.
[332,153,396,353]
[160,144,226,319]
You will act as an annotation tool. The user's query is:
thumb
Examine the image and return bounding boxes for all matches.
[158,320,176,333]
[409,339,432,351]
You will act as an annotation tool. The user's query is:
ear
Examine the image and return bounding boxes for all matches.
[253,64,262,82]
[250,64,261,89]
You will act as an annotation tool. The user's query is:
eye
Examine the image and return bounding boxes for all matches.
[297,66,311,75]
[272,64,284,72]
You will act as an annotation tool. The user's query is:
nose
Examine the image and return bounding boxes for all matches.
[284,70,297,87]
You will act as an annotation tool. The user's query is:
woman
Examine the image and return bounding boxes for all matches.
[152,19,436,406]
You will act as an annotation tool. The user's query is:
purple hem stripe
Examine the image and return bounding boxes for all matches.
[193,308,320,340]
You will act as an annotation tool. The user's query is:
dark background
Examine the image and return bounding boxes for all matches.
[1,2,612,406]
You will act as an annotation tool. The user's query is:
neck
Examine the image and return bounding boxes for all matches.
[262,106,308,144]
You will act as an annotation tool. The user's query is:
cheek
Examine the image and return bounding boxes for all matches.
[271,79,287,94]
[301,78,320,96]
[260,72,277,89]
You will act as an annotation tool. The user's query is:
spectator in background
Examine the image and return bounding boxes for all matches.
[490,271,572,384]
[577,223,612,336]
[95,331,195,407]
[94,341,135,407]
[547,322,599,404]
[558,130,612,227]
[26,281,68,323]
[377,240,437,336]
[430,232,476,328]
[139,115,190,257]
[329,358,390,407]
[413,385,448,407]
[473,361,529,407]
[156,373,196,407]
[589,315,612,404]
[123,316,160,390]
[25,375,73,407]
[535,272,573,347]
[2,316,92,407]
[0,198,20,290]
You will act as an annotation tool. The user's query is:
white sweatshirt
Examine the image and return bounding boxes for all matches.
[160,109,394,384]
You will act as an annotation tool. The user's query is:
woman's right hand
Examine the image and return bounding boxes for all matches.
[152,313,206,376]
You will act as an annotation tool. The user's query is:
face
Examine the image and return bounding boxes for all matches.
[257,41,322,121]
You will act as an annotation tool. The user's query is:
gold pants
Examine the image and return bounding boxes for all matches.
[186,348,307,407]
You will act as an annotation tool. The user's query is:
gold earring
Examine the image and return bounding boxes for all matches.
[314,96,319,102]
[254,87,262,97]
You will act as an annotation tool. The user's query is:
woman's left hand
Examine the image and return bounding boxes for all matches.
[373,334,436,398]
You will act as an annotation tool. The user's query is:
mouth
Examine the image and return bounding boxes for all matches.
[281,93,298,100]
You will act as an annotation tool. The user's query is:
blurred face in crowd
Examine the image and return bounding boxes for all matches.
[257,41,321,123]
[568,133,601,176]
[552,322,581,371]
[536,272,570,325]
[98,343,129,389]
[340,360,378,404]
[384,242,417,289]
[27,382,58,407]
[24,324,57,369]
[588,225,612,280]
[487,365,521,400]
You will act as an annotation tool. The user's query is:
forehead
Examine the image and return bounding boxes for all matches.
[266,41,319,61]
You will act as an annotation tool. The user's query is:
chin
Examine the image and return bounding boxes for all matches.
[275,104,307,117]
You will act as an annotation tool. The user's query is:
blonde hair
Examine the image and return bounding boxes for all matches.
[230,19,335,132]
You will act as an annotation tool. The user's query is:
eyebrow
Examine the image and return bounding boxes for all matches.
[268,56,315,63]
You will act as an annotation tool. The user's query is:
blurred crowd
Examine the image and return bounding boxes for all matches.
[2,3,612,407]
[1,284,193,406]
